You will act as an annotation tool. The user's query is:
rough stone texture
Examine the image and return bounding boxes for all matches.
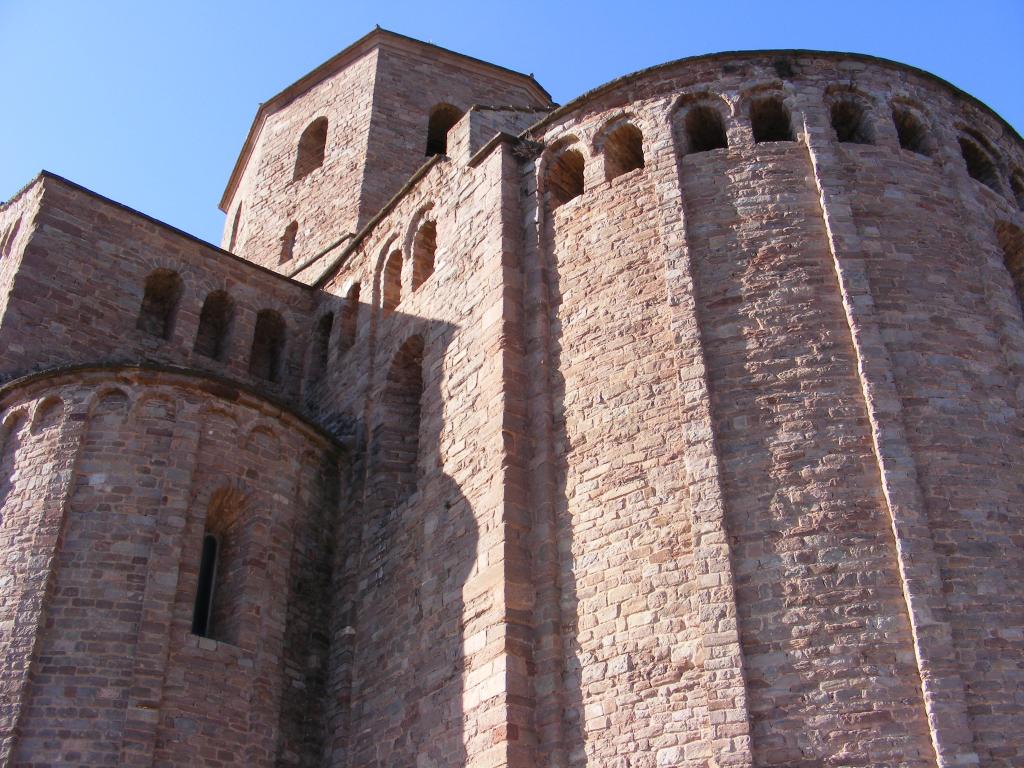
[1,29,1023,768]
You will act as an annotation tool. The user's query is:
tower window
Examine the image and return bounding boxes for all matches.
[750,96,794,143]
[339,283,360,354]
[426,104,464,156]
[412,220,436,291]
[309,311,333,382]
[603,123,645,181]
[1010,172,1024,211]
[892,108,931,156]
[191,533,219,637]
[194,290,233,361]
[830,99,874,144]
[378,335,425,504]
[137,269,183,340]
[548,149,585,209]
[382,250,402,316]
[280,221,298,265]
[294,117,328,180]
[684,106,728,153]
[249,309,286,382]
[959,134,1001,192]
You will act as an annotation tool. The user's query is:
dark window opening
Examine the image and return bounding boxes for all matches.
[685,106,728,153]
[377,335,425,505]
[412,220,436,291]
[191,534,218,637]
[228,207,242,251]
[249,309,286,381]
[750,97,794,143]
[339,283,360,353]
[280,221,298,265]
[426,104,464,156]
[309,312,333,382]
[294,117,328,180]
[194,290,233,361]
[603,123,645,181]
[959,135,1001,192]
[830,100,874,144]
[382,250,402,316]
[998,223,1024,320]
[137,269,183,340]
[892,108,931,156]
[548,149,585,209]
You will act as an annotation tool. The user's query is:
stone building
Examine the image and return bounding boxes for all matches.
[0,27,1022,768]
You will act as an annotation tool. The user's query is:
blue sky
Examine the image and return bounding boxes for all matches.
[2,0,1022,245]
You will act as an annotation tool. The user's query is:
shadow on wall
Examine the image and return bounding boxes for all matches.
[336,312,479,767]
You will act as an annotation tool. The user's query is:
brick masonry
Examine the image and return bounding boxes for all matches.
[0,30,1023,768]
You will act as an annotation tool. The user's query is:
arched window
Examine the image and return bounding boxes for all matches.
[750,96,794,143]
[548,149,585,209]
[1010,171,1024,211]
[684,106,728,153]
[194,290,233,361]
[228,206,242,251]
[412,220,436,291]
[830,99,874,144]
[280,221,298,265]
[338,283,360,354]
[294,117,328,180]
[191,533,219,637]
[603,123,645,181]
[959,134,1001,192]
[309,312,334,382]
[425,104,464,156]
[378,335,425,504]
[137,268,183,340]
[892,107,931,156]
[382,250,402,316]
[249,309,286,382]
[192,487,247,644]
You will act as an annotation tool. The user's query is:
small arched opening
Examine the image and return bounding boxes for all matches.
[249,309,286,382]
[425,104,464,156]
[309,312,334,383]
[997,222,1024,321]
[830,99,874,144]
[547,148,585,209]
[194,290,233,361]
[684,105,728,153]
[338,283,360,354]
[603,123,645,181]
[294,117,328,180]
[377,335,425,505]
[959,134,1001,192]
[1010,172,1024,211]
[137,268,183,340]
[381,250,403,316]
[412,220,437,291]
[892,107,931,156]
[750,96,794,143]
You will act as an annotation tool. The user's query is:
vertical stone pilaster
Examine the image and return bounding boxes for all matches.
[796,89,978,768]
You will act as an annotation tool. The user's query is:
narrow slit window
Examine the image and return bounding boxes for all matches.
[382,250,402,316]
[280,221,298,265]
[191,534,219,637]
[603,123,645,181]
[309,312,333,382]
[377,335,425,504]
[830,100,874,144]
[339,283,360,353]
[294,117,328,180]
[228,207,242,251]
[412,220,436,291]
[548,149,585,209]
[137,269,183,340]
[1010,172,1024,211]
[685,106,728,153]
[750,97,794,143]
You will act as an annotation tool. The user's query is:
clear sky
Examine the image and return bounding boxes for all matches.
[2,0,1022,245]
